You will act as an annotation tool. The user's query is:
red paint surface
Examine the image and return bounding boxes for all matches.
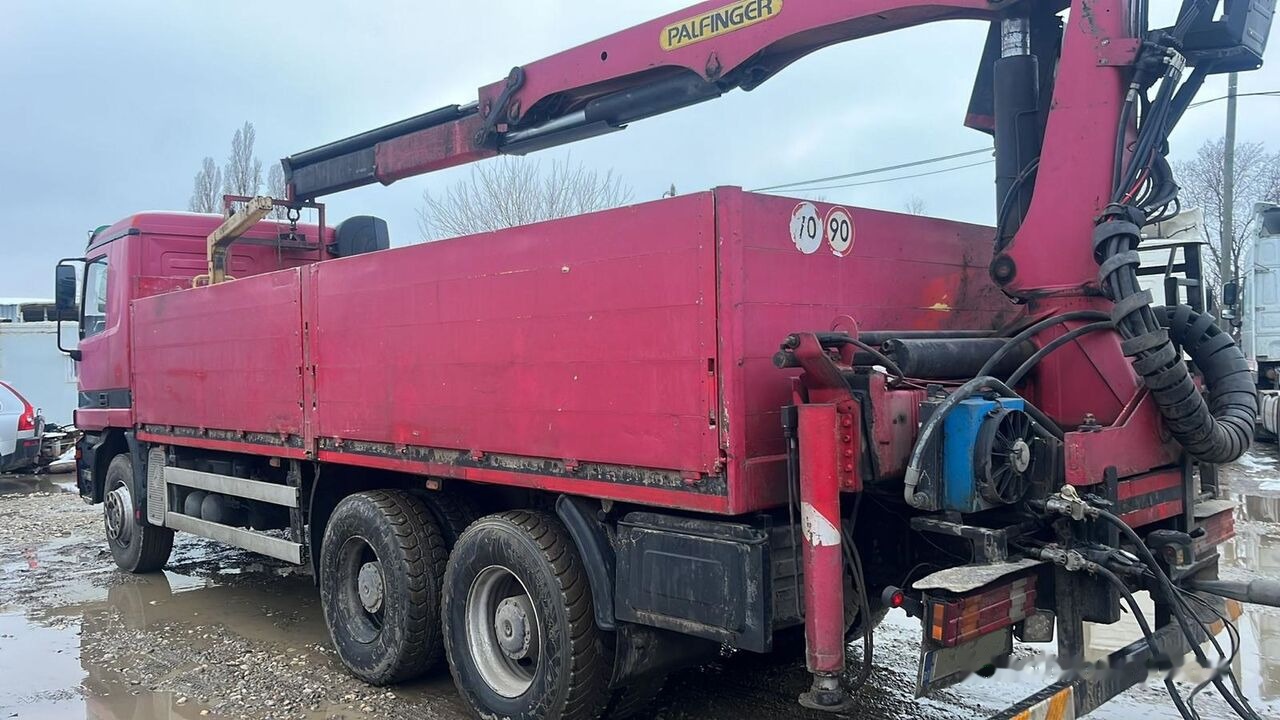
[75,213,328,432]
[796,403,844,675]
[1064,391,1181,486]
[716,191,1011,508]
[133,269,305,437]
[126,189,1009,513]
[374,114,494,183]
[1121,500,1183,529]
[476,1,994,129]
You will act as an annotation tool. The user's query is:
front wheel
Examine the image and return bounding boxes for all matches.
[104,454,173,573]
[443,510,611,720]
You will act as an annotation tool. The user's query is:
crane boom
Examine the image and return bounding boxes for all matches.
[281,0,1009,200]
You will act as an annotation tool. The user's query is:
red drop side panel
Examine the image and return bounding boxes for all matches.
[715,189,1015,511]
[133,269,305,438]
[309,193,721,476]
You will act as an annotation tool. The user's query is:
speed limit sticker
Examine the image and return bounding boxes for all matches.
[825,207,854,257]
[789,202,822,254]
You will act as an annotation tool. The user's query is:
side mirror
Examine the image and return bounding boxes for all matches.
[1222,281,1240,307]
[54,259,84,361]
[55,264,78,313]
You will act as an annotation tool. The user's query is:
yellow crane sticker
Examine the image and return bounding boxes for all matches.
[660,0,782,51]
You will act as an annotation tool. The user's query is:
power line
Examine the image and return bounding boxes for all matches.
[774,158,995,194]
[750,147,992,193]
[748,88,1276,196]
[1188,90,1279,108]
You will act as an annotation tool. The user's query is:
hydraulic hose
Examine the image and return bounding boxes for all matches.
[1005,321,1115,387]
[1092,507,1263,720]
[1092,205,1256,464]
[977,310,1111,379]
[903,375,1062,507]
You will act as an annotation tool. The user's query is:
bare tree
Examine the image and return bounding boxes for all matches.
[222,121,263,199]
[904,195,928,215]
[1175,137,1280,293]
[418,157,633,239]
[188,157,222,213]
[266,163,287,219]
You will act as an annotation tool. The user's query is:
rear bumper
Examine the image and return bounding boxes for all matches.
[994,596,1240,719]
[0,437,41,472]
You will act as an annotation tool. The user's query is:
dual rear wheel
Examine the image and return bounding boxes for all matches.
[320,495,647,720]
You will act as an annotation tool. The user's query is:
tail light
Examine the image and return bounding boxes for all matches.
[1,382,36,432]
[927,575,1037,647]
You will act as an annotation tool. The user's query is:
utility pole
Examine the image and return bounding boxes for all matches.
[1220,72,1239,306]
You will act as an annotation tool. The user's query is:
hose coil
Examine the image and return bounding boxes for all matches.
[1092,204,1255,463]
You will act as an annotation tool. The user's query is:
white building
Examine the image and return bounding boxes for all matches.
[0,298,78,425]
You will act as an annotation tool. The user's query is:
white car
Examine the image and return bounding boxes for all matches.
[0,380,42,472]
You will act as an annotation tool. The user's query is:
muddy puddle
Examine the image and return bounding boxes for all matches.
[1,564,467,719]
[0,472,76,496]
[1,450,1278,720]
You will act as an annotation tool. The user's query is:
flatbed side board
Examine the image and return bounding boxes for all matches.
[131,190,1009,512]
[715,189,1015,510]
[132,268,305,438]
[308,191,723,476]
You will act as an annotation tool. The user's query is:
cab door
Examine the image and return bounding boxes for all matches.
[75,242,133,431]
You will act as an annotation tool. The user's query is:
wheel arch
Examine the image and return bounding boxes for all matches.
[555,495,616,632]
[81,427,130,504]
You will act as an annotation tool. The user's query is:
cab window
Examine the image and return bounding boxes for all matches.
[83,256,109,338]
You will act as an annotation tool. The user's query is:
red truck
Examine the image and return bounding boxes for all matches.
[54,2,1278,720]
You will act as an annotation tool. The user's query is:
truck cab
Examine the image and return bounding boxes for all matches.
[57,211,336,502]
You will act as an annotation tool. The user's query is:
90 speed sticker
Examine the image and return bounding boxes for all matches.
[789,202,822,254]
[825,207,854,257]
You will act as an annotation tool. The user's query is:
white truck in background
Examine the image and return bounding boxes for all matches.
[1243,202,1280,440]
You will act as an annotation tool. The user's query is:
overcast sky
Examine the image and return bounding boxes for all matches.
[2,2,1277,298]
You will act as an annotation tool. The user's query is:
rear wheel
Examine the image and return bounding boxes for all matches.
[104,454,173,573]
[443,510,610,720]
[319,490,448,685]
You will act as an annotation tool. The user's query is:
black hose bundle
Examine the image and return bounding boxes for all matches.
[1092,206,1255,463]
[1087,17,1257,465]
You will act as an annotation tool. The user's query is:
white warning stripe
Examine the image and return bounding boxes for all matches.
[799,501,841,547]
[1012,686,1075,720]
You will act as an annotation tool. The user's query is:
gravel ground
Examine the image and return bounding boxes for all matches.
[1,457,1277,720]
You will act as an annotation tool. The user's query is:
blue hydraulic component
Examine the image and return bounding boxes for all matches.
[942,397,1026,513]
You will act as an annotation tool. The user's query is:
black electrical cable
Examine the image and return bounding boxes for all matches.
[826,337,906,378]
[1005,321,1115,386]
[1094,564,1199,720]
[1178,589,1240,716]
[1092,509,1262,720]
[977,311,1111,379]
[1177,587,1260,720]
[994,157,1040,252]
[841,493,875,696]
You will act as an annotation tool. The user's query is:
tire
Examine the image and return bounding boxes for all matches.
[411,489,478,549]
[104,454,173,573]
[319,490,448,685]
[443,510,611,720]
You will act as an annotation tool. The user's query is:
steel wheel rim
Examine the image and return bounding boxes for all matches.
[336,535,385,644]
[466,565,541,698]
[104,480,133,547]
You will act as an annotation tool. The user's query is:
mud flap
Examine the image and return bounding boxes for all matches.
[916,625,1012,696]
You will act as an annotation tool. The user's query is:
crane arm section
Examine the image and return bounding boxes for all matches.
[282,0,1017,200]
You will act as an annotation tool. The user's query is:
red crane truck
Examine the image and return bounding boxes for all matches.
[53,1,1280,719]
